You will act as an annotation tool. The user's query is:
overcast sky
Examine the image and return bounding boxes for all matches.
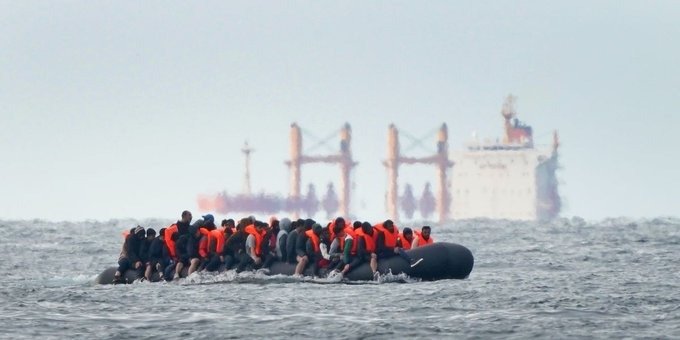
[2,1,678,221]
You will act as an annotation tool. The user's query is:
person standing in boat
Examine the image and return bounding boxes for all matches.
[113,225,146,283]
[412,226,434,248]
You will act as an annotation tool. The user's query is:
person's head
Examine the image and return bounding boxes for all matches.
[255,221,266,232]
[189,224,201,237]
[421,226,431,239]
[333,223,345,237]
[334,217,345,228]
[181,210,193,223]
[362,222,373,235]
[304,219,315,231]
[221,219,229,227]
[383,219,394,231]
[312,223,323,236]
[270,219,280,233]
[159,228,167,240]
[134,225,145,239]
[320,227,331,243]
[202,214,215,224]
[280,217,292,232]
[295,220,305,232]
[353,221,362,231]
[146,228,156,240]
[225,219,235,229]
[402,227,413,241]
[192,219,205,230]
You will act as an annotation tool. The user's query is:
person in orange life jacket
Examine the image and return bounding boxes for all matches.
[186,222,206,276]
[412,226,434,248]
[327,223,353,275]
[237,221,268,272]
[165,210,192,262]
[295,223,324,276]
[114,225,146,283]
[352,220,362,231]
[146,228,170,281]
[200,214,223,272]
[375,220,422,267]
[355,222,380,279]
[398,227,414,250]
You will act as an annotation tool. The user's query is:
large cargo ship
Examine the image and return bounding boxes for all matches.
[449,95,561,220]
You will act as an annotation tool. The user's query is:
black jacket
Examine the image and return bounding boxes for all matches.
[285,230,299,263]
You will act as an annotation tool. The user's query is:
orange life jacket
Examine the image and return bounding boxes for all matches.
[355,228,376,253]
[304,229,321,253]
[198,235,209,259]
[374,223,400,248]
[399,233,413,250]
[209,229,225,254]
[338,227,356,253]
[165,224,178,260]
[122,229,130,238]
[244,224,263,256]
[414,230,434,246]
[328,220,351,240]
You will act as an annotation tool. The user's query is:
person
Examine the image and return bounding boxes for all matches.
[139,228,156,279]
[285,220,304,264]
[114,225,146,283]
[187,221,207,275]
[375,220,421,267]
[146,228,170,281]
[238,221,267,272]
[328,222,355,273]
[165,210,192,263]
[374,220,400,259]
[412,226,434,248]
[355,222,379,280]
[398,227,414,250]
[294,223,324,276]
[205,218,227,272]
[222,219,247,270]
[276,218,291,261]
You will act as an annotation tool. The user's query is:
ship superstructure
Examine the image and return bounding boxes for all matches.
[449,95,561,220]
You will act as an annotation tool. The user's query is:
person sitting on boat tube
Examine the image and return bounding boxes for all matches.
[145,228,169,281]
[113,225,146,283]
[238,221,268,272]
[186,222,206,276]
[275,217,291,261]
[412,226,434,248]
[354,222,380,280]
[398,227,414,250]
[285,220,304,264]
[224,219,248,271]
[294,223,324,276]
[375,220,420,267]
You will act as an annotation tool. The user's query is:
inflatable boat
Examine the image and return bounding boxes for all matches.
[96,242,473,284]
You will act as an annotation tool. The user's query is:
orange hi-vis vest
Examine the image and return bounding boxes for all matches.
[373,223,400,248]
[415,230,434,246]
[244,224,263,256]
[198,235,209,259]
[398,233,412,250]
[305,229,320,253]
[355,228,376,253]
[165,224,178,260]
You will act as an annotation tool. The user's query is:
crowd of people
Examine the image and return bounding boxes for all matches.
[113,210,435,283]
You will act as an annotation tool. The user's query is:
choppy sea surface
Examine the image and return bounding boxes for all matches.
[1,217,679,339]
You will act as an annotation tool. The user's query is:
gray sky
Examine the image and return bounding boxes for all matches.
[2,1,678,221]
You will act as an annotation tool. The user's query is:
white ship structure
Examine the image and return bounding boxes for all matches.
[449,95,561,220]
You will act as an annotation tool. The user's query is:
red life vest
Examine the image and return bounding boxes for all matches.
[355,229,376,253]
[305,229,320,253]
[399,233,413,250]
[414,230,434,246]
[165,224,178,260]
[374,223,400,248]
[244,224,263,256]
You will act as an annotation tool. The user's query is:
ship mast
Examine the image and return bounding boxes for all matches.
[241,141,253,196]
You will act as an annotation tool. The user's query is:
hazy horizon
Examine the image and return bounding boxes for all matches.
[2,1,679,222]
